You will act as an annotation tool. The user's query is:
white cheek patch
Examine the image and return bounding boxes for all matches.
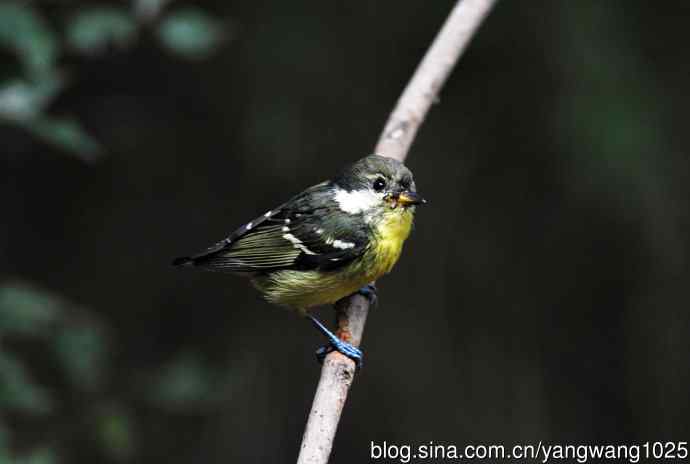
[334,188,380,214]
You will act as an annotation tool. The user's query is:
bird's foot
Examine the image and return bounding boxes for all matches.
[356,283,378,307]
[307,314,363,369]
[315,342,363,368]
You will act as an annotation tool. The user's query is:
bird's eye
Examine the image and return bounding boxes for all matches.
[373,177,387,192]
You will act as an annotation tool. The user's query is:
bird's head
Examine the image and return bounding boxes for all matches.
[332,155,426,223]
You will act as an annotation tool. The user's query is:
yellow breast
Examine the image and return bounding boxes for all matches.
[366,208,415,279]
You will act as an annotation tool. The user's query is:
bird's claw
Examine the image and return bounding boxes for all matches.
[307,314,364,369]
[315,340,363,369]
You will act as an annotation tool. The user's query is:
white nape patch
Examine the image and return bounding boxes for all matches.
[315,228,324,235]
[246,222,253,230]
[334,188,380,214]
[282,233,316,255]
[285,218,291,224]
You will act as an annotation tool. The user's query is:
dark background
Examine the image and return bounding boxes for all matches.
[2,1,689,463]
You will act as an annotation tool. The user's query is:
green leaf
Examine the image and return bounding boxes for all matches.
[0,76,101,161]
[27,116,103,161]
[0,283,61,337]
[66,7,137,55]
[54,324,107,391]
[0,351,54,414]
[96,404,135,461]
[0,73,63,122]
[13,447,57,464]
[0,2,58,76]
[157,8,225,59]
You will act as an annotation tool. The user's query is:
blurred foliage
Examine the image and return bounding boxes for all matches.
[0,1,228,161]
[0,283,60,336]
[0,349,54,414]
[0,282,105,459]
[94,403,135,462]
[0,3,231,462]
[157,8,227,59]
[556,2,668,197]
[66,7,137,55]
[0,445,57,464]
[53,323,107,392]
[0,280,230,462]
[148,352,217,410]
[0,3,57,76]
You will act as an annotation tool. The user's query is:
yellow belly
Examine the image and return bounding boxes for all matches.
[253,208,415,313]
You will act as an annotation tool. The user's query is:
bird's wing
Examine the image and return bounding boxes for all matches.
[174,182,369,273]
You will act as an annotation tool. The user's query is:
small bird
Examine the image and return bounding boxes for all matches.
[173,154,425,366]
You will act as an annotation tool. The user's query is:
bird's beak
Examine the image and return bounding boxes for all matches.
[396,191,426,207]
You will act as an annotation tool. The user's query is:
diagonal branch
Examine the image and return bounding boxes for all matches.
[296,1,497,462]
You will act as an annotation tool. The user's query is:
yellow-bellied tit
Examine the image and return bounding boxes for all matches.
[173,154,425,366]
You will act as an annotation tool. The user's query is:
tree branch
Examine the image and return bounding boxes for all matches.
[296,1,497,462]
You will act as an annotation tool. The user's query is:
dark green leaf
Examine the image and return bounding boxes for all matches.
[28,116,103,161]
[0,2,58,76]
[0,73,63,122]
[55,325,106,390]
[0,283,61,337]
[0,352,54,414]
[96,404,135,461]
[157,8,226,59]
[66,7,137,55]
[54,324,107,391]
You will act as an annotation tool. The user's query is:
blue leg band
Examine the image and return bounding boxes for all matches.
[306,314,363,368]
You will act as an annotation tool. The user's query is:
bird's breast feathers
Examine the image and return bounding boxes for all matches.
[368,207,415,277]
